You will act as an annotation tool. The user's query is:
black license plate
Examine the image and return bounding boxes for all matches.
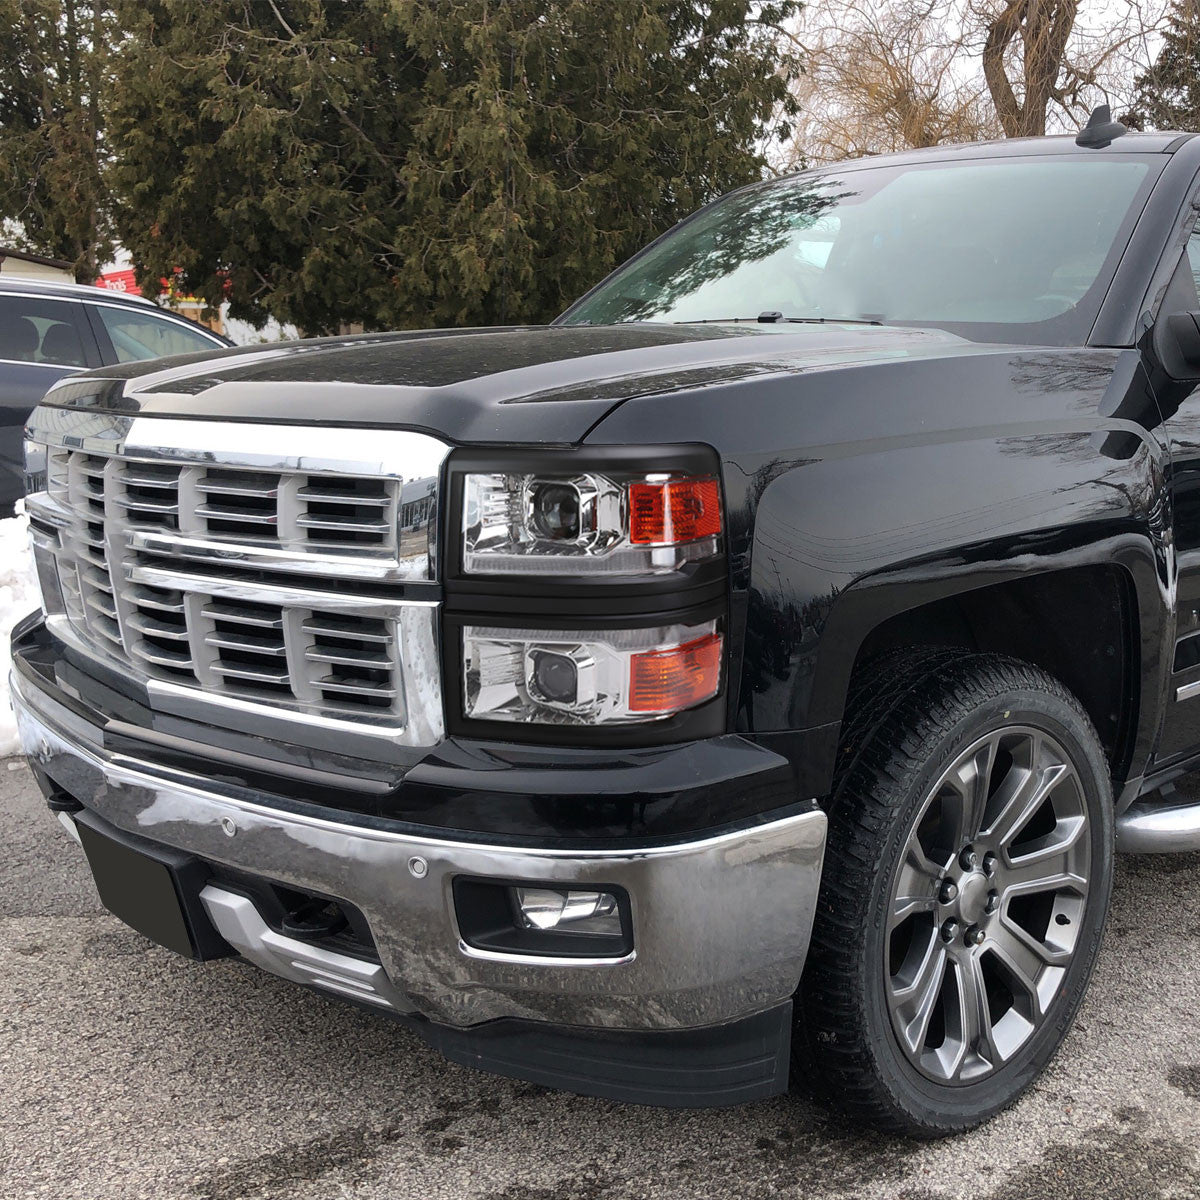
[75,813,210,959]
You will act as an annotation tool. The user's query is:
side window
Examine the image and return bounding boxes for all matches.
[0,295,89,367]
[92,304,219,363]
[1160,221,1200,317]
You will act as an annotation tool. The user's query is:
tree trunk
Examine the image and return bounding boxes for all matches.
[981,0,1079,138]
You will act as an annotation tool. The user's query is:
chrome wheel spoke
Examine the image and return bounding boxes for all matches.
[890,841,942,930]
[945,733,999,846]
[945,953,1000,1075]
[990,922,1057,1010]
[1003,841,1087,898]
[890,893,938,930]
[893,936,948,1055]
[986,754,1070,850]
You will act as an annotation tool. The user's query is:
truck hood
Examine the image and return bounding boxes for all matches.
[39,322,983,444]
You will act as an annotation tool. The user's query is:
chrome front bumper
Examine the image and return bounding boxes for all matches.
[14,671,827,1033]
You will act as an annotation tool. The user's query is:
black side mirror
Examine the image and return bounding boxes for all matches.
[1152,311,1200,382]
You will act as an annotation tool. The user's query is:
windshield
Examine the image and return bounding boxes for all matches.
[560,155,1160,345]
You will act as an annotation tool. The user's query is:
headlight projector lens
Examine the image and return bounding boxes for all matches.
[530,482,582,541]
[530,649,579,705]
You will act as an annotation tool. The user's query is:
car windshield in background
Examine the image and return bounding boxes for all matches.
[560,155,1160,345]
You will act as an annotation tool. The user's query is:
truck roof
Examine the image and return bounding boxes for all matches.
[801,130,1197,175]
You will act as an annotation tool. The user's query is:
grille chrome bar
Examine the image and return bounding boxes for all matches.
[28,410,446,583]
[28,412,449,746]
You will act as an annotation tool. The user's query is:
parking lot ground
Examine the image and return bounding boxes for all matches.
[4,756,1200,1200]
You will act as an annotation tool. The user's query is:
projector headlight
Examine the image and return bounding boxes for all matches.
[461,468,722,575]
[463,619,722,726]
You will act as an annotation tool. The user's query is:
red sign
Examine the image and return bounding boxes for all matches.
[96,269,142,296]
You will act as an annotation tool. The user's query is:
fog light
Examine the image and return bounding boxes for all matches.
[513,887,621,936]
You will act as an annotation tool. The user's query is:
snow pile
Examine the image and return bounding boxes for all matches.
[0,508,40,756]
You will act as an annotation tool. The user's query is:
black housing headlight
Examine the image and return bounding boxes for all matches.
[445,445,729,742]
[452,446,725,580]
[461,618,723,727]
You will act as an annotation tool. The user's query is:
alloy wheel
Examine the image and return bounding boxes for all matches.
[884,726,1091,1085]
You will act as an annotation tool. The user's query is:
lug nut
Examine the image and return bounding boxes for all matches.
[965,925,986,947]
[939,880,959,904]
[941,918,961,944]
[985,891,1000,914]
[982,852,998,877]
[959,846,979,871]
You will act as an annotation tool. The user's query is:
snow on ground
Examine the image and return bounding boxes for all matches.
[0,508,40,756]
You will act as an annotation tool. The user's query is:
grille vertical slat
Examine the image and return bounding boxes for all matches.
[63,453,124,654]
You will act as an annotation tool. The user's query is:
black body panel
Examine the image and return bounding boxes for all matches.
[589,343,1173,796]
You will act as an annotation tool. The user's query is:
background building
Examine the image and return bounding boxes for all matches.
[0,246,73,282]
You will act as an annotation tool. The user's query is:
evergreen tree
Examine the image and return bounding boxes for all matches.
[0,0,112,280]
[105,1,799,332]
[1126,0,1200,132]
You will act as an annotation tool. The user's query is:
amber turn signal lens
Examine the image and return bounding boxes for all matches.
[628,632,723,714]
[628,478,721,545]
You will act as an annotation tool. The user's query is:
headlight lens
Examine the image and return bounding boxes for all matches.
[463,620,722,725]
[462,470,722,575]
[528,481,585,541]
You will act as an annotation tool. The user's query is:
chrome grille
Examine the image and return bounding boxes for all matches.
[98,458,401,551]
[126,583,193,677]
[116,460,181,528]
[37,439,439,728]
[50,450,124,655]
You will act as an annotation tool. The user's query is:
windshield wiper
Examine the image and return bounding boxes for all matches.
[673,313,885,326]
[779,315,885,326]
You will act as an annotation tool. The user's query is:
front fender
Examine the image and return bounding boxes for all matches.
[585,343,1174,799]
[742,421,1171,793]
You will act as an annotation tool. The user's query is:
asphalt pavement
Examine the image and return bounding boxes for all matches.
[4,756,1200,1200]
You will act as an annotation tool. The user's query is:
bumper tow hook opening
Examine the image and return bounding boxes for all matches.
[279,898,349,941]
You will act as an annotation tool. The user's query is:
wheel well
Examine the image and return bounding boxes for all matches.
[851,565,1137,777]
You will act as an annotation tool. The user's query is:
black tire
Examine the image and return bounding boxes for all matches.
[798,650,1114,1137]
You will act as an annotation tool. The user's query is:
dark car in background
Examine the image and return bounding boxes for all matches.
[0,277,231,515]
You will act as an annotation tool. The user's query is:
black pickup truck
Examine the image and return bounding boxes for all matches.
[15,111,1200,1137]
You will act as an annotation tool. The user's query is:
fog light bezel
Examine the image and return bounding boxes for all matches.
[453,876,634,960]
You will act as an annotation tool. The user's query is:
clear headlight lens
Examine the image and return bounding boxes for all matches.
[463,620,722,725]
[462,470,722,575]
